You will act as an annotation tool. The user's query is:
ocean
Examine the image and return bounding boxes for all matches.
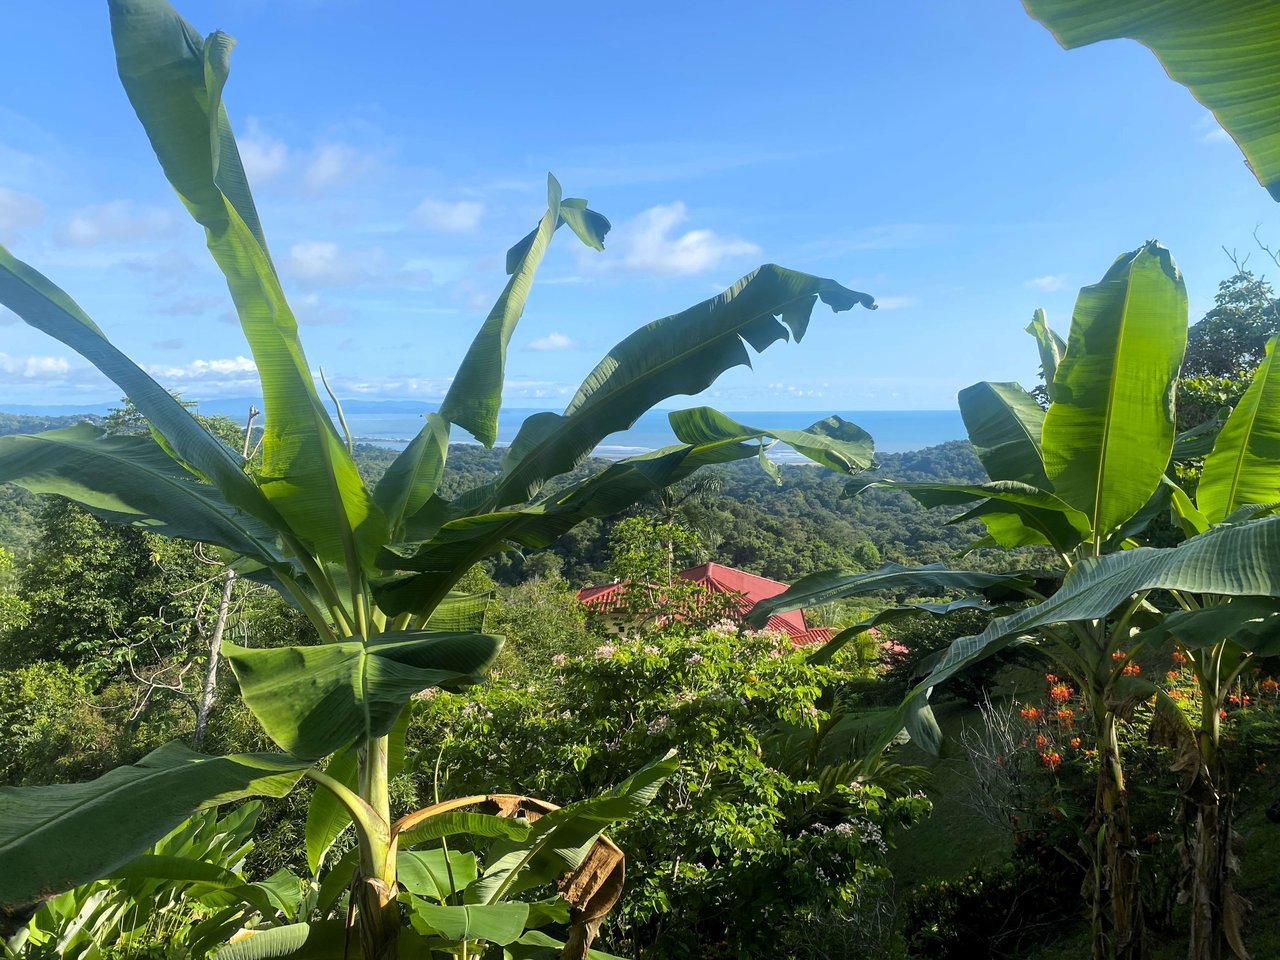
[342,408,967,460]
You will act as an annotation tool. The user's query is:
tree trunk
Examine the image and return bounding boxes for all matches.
[1186,702,1247,960]
[192,568,235,749]
[1090,711,1147,960]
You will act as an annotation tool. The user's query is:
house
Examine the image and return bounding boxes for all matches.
[577,561,834,645]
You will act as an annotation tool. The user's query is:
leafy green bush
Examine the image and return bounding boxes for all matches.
[413,625,930,958]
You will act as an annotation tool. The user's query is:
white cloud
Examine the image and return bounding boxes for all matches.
[294,293,355,326]
[526,332,576,352]
[283,240,431,291]
[414,198,485,232]
[0,187,45,242]
[1199,126,1232,144]
[146,356,258,381]
[600,202,760,275]
[1025,274,1067,292]
[0,352,70,378]
[239,119,289,183]
[304,144,365,192]
[60,200,176,246]
[874,295,918,310]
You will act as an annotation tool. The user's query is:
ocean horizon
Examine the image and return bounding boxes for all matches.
[341,408,967,460]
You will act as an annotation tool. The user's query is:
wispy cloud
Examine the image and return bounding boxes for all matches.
[0,186,45,242]
[874,295,918,310]
[144,356,261,394]
[414,198,485,232]
[597,202,760,276]
[1196,113,1232,145]
[1025,274,1067,292]
[0,353,69,378]
[526,332,576,352]
[239,119,289,184]
[283,240,432,291]
[304,143,368,192]
[60,200,177,247]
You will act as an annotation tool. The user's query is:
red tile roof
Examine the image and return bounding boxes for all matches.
[577,562,829,644]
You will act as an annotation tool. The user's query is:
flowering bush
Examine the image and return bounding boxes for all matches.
[410,624,930,958]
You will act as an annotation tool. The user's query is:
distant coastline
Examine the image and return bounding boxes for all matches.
[0,402,967,459]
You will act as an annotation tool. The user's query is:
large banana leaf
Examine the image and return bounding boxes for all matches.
[1198,335,1280,523]
[375,413,450,542]
[1023,0,1280,201]
[224,631,502,760]
[398,849,480,902]
[109,0,386,572]
[915,515,1280,698]
[847,477,1091,552]
[408,902,529,946]
[957,381,1048,486]
[490,266,875,507]
[468,752,677,904]
[0,247,276,527]
[667,407,874,473]
[1138,596,1280,656]
[0,743,309,908]
[440,175,609,447]
[374,438,766,615]
[1041,241,1188,540]
[0,425,285,566]
[807,597,1007,664]
[745,563,1034,629]
[1025,309,1066,402]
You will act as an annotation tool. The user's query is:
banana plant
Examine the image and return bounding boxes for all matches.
[0,3,878,957]
[752,240,1190,960]
[1022,0,1280,203]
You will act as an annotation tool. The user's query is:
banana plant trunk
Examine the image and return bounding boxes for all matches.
[1187,699,1242,960]
[357,734,400,960]
[1091,710,1147,960]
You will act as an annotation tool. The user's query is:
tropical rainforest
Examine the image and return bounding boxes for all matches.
[3,3,1280,960]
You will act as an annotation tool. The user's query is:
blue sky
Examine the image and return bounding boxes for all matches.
[0,1,1276,415]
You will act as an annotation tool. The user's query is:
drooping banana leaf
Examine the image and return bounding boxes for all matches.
[0,247,276,527]
[913,514,1280,702]
[667,407,874,473]
[745,563,1034,629]
[490,266,875,507]
[440,174,609,447]
[395,811,533,851]
[101,854,279,919]
[109,0,387,572]
[0,743,309,908]
[224,631,502,760]
[375,413,450,542]
[807,597,1008,664]
[1198,334,1280,522]
[1138,596,1280,656]
[0,425,285,566]
[1025,309,1065,402]
[1041,240,1188,540]
[1022,0,1280,201]
[374,438,767,616]
[957,381,1048,486]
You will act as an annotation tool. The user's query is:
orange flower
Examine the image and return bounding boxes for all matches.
[1019,706,1040,721]
[1045,673,1060,684]
[1166,670,1181,680]
[1070,737,1082,749]
[1040,751,1062,770]
[1123,662,1141,676]
[1219,708,1228,720]
[1036,733,1049,748]
[1112,650,1128,662]
[1049,683,1073,703]
[1260,677,1279,693]
[1171,650,1188,665]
